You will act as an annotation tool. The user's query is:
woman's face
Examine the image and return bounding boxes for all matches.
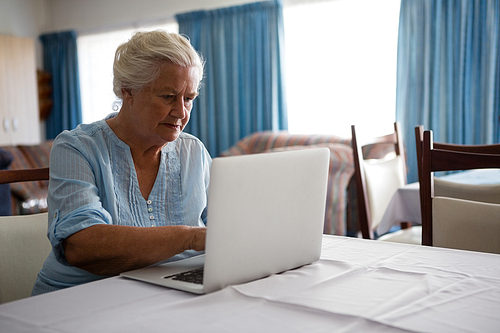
[125,62,200,145]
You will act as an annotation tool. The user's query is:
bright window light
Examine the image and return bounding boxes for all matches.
[283,0,401,138]
[78,1,400,138]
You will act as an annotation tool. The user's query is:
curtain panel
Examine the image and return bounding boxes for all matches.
[39,31,82,140]
[176,0,288,158]
[396,0,500,183]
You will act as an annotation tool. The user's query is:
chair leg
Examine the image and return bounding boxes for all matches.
[400,222,411,229]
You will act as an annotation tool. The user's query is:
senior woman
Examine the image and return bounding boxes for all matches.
[32,30,210,295]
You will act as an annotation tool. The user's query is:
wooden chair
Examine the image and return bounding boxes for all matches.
[419,130,500,253]
[415,125,500,182]
[0,167,49,185]
[415,125,500,208]
[351,122,420,243]
[0,167,51,304]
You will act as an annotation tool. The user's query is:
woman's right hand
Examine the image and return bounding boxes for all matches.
[187,226,206,252]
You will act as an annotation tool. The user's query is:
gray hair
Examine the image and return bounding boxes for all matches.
[113,30,204,100]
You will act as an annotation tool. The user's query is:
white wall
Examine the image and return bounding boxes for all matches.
[45,0,257,34]
[0,0,46,37]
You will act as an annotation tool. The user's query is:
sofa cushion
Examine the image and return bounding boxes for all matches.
[0,148,13,216]
[0,148,13,169]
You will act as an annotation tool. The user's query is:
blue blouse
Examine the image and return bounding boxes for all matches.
[32,113,211,295]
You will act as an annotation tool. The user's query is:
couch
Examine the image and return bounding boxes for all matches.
[220,131,355,235]
[0,141,53,215]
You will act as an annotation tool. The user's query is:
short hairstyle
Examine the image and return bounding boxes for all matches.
[113,30,204,100]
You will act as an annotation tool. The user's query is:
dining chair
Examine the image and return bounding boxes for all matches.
[415,125,500,181]
[419,130,500,253]
[0,167,49,185]
[351,122,421,243]
[415,125,500,207]
[0,167,51,304]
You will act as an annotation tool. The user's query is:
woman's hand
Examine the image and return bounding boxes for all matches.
[187,226,206,252]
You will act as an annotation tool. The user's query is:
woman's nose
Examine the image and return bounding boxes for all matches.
[171,97,187,119]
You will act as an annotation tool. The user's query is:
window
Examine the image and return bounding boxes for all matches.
[283,0,401,138]
[78,1,400,138]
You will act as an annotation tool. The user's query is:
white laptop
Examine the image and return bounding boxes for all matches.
[120,147,330,294]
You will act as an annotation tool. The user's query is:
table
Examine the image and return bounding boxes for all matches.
[377,169,500,236]
[1,235,499,333]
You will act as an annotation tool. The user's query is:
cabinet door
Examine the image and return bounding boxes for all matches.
[0,35,40,145]
[0,35,11,144]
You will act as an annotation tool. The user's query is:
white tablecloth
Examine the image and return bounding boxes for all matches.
[1,235,499,333]
[377,169,500,235]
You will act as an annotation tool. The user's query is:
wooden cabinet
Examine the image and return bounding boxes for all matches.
[0,35,41,145]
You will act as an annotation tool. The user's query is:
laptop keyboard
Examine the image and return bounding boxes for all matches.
[166,267,204,284]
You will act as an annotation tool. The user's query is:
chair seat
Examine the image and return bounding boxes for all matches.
[377,226,422,245]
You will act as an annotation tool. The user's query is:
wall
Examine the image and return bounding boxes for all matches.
[44,0,257,34]
[0,0,46,38]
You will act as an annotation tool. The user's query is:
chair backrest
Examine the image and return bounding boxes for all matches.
[415,125,500,219]
[419,130,500,250]
[0,212,51,304]
[432,197,500,254]
[0,167,49,185]
[351,122,407,239]
[415,125,500,174]
[0,167,51,304]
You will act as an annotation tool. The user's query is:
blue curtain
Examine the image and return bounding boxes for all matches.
[39,31,82,140]
[176,0,288,157]
[396,0,500,183]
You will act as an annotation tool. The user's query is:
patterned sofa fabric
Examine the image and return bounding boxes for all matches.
[220,131,354,235]
[221,131,352,156]
[0,141,53,215]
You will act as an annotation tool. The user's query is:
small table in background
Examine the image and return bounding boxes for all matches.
[376,169,500,236]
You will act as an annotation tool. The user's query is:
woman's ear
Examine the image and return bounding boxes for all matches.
[122,88,133,105]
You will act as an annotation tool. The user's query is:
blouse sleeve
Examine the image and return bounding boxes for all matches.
[47,131,112,261]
